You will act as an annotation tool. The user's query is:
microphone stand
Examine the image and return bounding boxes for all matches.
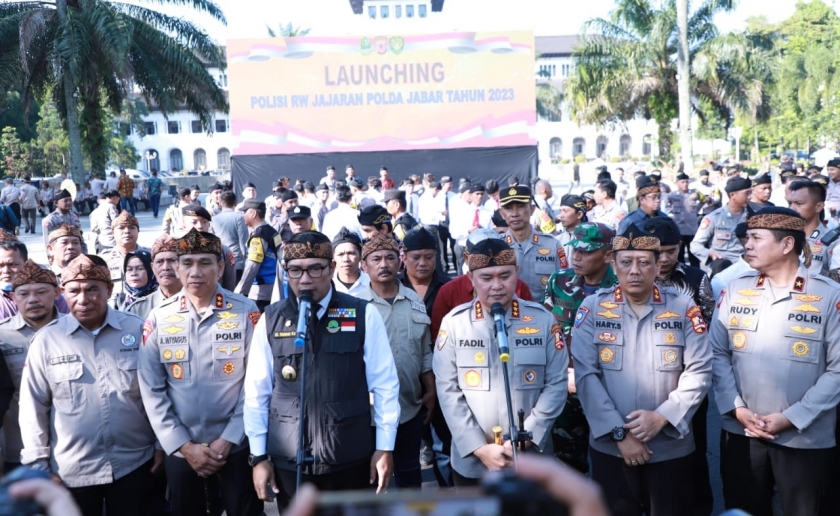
[295,292,315,490]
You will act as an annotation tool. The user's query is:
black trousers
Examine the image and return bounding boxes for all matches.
[437,224,455,269]
[689,396,712,516]
[680,234,700,267]
[275,459,371,498]
[392,412,423,488]
[165,447,262,516]
[452,469,480,487]
[69,459,155,516]
[720,431,833,516]
[590,448,693,516]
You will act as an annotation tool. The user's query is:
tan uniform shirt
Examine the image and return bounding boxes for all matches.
[571,285,713,462]
[139,287,260,455]
[357,283,432,423]
[711,268,840,448]
[434,298,568,478]
[19,309,155,487]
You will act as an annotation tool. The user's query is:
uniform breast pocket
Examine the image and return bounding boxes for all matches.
[117,354,141,396]
[534,259,557,276]
[595,330,623,371]
[655,340,685,372]
[46,362,85,411]
[456,348,489,391]
[714,230,732,245]
[213,345,245,381]
[781,331,821,365]
[513,347,546,390]
[410,311,431,354]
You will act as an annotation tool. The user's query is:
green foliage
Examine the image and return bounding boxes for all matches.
[267,22,311,37]
[0,127,29,177]
[0,91,40,141]
[536,82,563,121]
[574,154,586,163]
[30,101,68,177]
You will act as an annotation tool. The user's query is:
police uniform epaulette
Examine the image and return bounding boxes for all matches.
[518,298,549,311]
[158,295,180,308]
[820,226,840,246]
[449,300,475,316]
[808,270,840,287]
[0,315,14,326]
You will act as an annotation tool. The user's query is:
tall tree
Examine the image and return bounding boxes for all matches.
[0,0,229,183]
[267,22,311,37]
[566,0,775,160]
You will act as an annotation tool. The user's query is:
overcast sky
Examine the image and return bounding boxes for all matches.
[183,0,820,43]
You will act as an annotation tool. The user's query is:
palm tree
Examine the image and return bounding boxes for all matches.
[0,0,229,183]
[267,22,311,38]
[566,0,775,160]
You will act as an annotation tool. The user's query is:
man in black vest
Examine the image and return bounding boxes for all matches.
[243,231,400,505]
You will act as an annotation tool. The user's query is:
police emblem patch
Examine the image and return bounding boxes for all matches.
[574,307,589,328]
[792,341,809,357]
[732,331,747,349]
[663,350,678,363]
[523,370,537,384]
[665,333,676,344]
[436,330,448,350]
[170,364,184,380]
[120,333,135,347]
[464,370,481,387]
[599,347,615,363]
[598,332,616,343]
[163,349,173,360]
[174,349,186,360]
[474,352,485,364]
[327,320,340,333]
[223,362,235,375]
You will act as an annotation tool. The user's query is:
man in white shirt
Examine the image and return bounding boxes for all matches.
[418,181,446,227]
[320,185,362,242]
[450,184,493,272]
[104,171,119,191]
[89,173,105,198]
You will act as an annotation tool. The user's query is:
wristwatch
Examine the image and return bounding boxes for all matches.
[248,454,269,467]
[611,427,627,442]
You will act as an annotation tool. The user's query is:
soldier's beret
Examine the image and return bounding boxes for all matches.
[182,203,212,221]
[751,174,772,186]
[403,227,437,252]
[725,176,752,193]
[812,175,829,187]
[362,233,400,260]
[466,239,516,271]
[676,173,690,181]
[284,231,332,263]
[151,233,178,257]
[48,223,82,244]
[826,159,840,169]
[111,210,139,229]
[613,223,660,253]
[176,228,222,257]
[12,259,58,289]
[358,204,391,227]
[62,254,111,285]
[280,190,298,202]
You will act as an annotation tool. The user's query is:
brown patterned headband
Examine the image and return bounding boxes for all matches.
[62,254,112,284]
[613,235,661,252]
[284,241,333,262]
[12,259,58,289]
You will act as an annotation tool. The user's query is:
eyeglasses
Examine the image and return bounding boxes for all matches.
[286,264,329,279]
[644,194,662,201]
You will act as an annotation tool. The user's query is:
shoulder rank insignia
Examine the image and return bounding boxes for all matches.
[790,326,817,335]
[792,304,820,313]
[515,327,539,335]
[217,311,238,320]
[599,301,618,310]
[794,294,823,303]
[656,310,680,319]
[596,310,620,319]
[737,289,761,297]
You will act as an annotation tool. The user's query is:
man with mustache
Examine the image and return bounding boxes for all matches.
[126,234,182,320]
[0,260,62,472]
[46,224,83,284]
[358,233,433,488]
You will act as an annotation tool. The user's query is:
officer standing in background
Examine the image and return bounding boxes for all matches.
[181,203,237,291]
[749,173,774,211]
[46,224,83,283]
[358,233,434,488]
[42,189,86,255]
[358,204,394,240]
[787,180,838,276]
[213,191,250,283]
[139,229,263,516]
[543,222,617,473]
[434,237,568,485]
[711,207,840,516]
[236,200,278,312]
[126,234,182,320]
[618,176,667,234]
[244,231,400,502]
[384,189,419,241]
[20,254,161,516]
[0,260,62,472]
[556,194,587,263]
[498,185,566,302]
[665,173,700,267]
[101,210,148,304]
[572,223,712,516]
[691,176,751,268]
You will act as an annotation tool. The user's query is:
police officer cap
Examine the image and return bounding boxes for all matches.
[466,239,516,271]
[468,183,486,194]
[643,216,682,246]
[499,185,532,206]
[676,173,690,181]
[826,158,840,169]
[383,189,406,203]
[440,176,453,185]
[560,194,587,213]
[613,223,660,253]
[238,199,266,212]
[314,183,329,192]
[812,174,829,187]
[182,203,212,221]
[403,227,437,252]
[289,205,311,219]
[725,176,752,193]
[209,183,223,192]
[429,181,441,189]
[303,181,315,190]
[635,175,660,196]
[280,190,298,202]
[332,227,362,253]
[751,174,772,186]
[358,204,391,227]
[458,182,471,194]
[699,169,710,176]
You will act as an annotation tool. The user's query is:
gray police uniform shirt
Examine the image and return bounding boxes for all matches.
[212,208,249,271]
[433,298,568,478]
[571,285,712,462]
[807,223,836,276]
[504,229,567,303]
[666,190,699,235]
[139,287,260,455]
[690,206,747,264]
[0,311,62,464]
[19,308,155,487]
[126,290,169,321]
[711,268,840,449]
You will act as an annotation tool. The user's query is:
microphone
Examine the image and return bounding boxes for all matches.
[294,291,313,348]
[491,302,510,363]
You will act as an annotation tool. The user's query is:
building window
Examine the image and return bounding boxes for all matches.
[562,64,571,77]
[170,149,183,171]
[406,4,414,17]
[642,134,653,156]
[194,149,207,171]
[144,122,156,135]
[191,120,202,133]
[381,5,389,18]
[619,135,632,157]
[419,4,427,17]
[395,5,402,17]
[218,74,227,87]
[549,138,562,159]
[596,136,609,158]
[145,149,160,172]
[217,148,231,170]
[215,120,227,133]
[167,121,180,134]
[573,137,585,157]
[368,5,376,18]
[551,65,556,77]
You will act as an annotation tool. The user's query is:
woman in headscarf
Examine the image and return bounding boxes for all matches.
[114,249,158,310]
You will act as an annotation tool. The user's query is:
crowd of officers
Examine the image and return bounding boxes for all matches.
[0,159,840,516]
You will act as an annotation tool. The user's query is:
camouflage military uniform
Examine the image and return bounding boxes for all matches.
[542,222,618,473]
